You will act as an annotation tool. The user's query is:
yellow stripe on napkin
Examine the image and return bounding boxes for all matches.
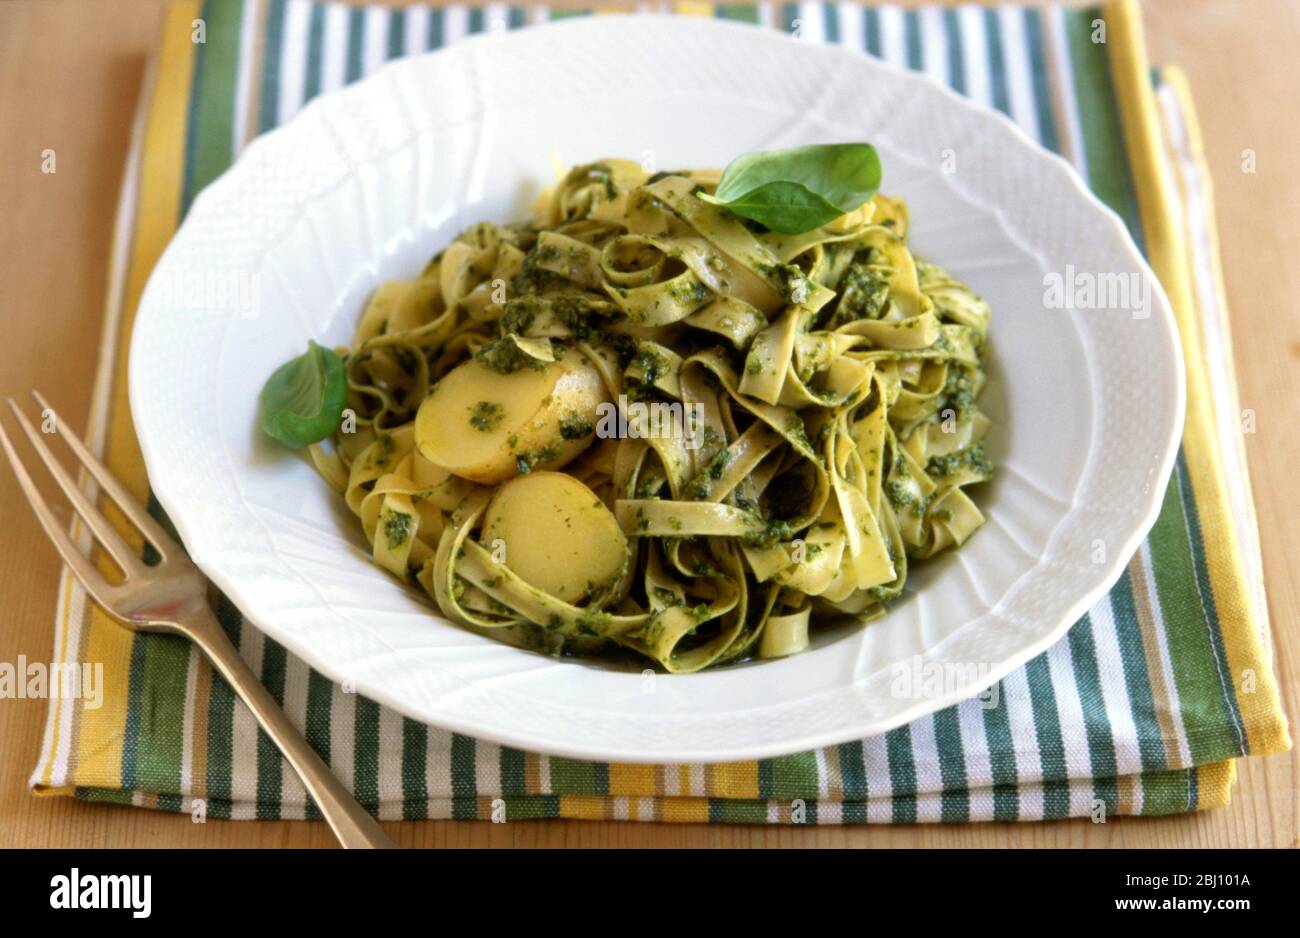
[61,0,204,794]
[1105,0,1289,755]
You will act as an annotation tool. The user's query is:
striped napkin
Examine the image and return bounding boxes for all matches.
[31,0,1289,823]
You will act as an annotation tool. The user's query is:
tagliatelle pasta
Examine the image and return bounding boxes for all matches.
[308,159,993,672]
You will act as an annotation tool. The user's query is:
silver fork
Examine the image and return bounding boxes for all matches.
[1,391,396,849]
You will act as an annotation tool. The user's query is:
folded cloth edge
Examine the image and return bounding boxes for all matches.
[1103,0,1289,757]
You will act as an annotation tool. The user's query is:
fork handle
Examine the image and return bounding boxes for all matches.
[179,606,398,848]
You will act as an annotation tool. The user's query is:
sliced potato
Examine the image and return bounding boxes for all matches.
[480,472,628,604]
[415,347,606,484]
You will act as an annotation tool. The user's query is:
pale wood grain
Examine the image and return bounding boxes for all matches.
[0,0,1294,848]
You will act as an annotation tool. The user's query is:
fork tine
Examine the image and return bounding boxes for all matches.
[29,390,176,561]
[0,415,118,610]
[6,398,144,576]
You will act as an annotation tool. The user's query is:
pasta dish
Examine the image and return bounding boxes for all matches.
[265,150,994,672]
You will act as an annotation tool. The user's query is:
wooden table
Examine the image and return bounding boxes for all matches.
[0,0,1295,848]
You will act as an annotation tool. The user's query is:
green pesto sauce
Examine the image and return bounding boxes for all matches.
[383,512,412,552]
[559,411,594,440]
[926,442,992,480]
[468,400,504,432]
[474,337,547,375]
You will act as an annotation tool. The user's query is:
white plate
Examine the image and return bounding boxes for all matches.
[130,16,1184,763]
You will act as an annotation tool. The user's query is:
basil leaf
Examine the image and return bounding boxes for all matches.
[700,180,844,235]
[259,340,348,449]
[699,142,882,235]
